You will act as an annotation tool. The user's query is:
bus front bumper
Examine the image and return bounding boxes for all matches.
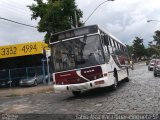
[54,77,113,92]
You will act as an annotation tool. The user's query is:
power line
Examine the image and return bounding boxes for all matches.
[84,0,114,23]
[0,17,37,28]
[0,0,29,13]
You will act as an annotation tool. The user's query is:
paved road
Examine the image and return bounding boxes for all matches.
[0,63,160,114]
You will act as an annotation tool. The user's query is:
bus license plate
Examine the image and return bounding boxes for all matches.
[95,80,104,85]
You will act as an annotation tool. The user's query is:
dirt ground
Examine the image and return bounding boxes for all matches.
[0,85,54,97]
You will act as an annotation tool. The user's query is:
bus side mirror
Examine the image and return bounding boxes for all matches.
[104,35,109,46]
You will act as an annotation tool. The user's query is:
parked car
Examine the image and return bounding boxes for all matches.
[0,69,11,87]
[19,75,45,86]
[153,59,160,77]
[0,79,11,87]
[148,59,156,71]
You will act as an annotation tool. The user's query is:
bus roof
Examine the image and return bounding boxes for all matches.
[50,25,98,43]
[50,24,126,46]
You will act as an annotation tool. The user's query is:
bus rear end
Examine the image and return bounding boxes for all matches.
[53,65,113,93]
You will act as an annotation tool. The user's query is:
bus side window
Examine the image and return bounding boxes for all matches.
[108,37,111,46]
[108,37,113,54]
[110,38,116,54]
[117,42,120,50]
[100,34,110,63]
[104,35,110,55]
[113,40,116,48]
[104,35,109,46]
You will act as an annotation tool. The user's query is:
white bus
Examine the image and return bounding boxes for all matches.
[50,25,131,96]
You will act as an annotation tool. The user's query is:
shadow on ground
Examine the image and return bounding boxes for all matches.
[64,80,129,101]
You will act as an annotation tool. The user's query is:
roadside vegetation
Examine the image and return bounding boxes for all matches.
[28,0,83,44]
[127,30,160,62]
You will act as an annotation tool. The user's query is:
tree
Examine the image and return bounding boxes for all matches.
[145,47,157,58]
[147,30,160,57]
[153,30,160,56]
[28,0,83,43]
[153,30,160,46]
[148,41,159,57]
[132,37,145,61]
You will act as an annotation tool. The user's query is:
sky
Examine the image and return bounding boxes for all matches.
[0,0,160,46]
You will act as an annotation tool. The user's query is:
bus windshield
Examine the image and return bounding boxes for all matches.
[51,35,105,72]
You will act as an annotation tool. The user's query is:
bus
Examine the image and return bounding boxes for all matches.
[50,25,131,96]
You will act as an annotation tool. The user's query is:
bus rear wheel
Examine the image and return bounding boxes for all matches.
[125,77,129,82]
[125,68,129,82]
[72,91,81,96]
[111,70,118,90]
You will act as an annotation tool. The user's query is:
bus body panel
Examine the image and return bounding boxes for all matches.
[53,55,129,92]
[50,25,130,93]
[54,76,113,92]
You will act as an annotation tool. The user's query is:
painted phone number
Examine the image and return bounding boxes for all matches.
[0,44,37,56]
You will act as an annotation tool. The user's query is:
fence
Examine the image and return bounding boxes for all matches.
[0,66,47,87]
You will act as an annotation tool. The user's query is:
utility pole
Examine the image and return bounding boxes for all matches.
[46,50,51,85]
[75,11,78,28]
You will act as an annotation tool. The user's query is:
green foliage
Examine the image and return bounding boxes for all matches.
[147,30,160,57]
[145,47,157,57]
[127,30,160,60]
[153,30,160,45]
[132,37,145,60]
[28,0,83,44]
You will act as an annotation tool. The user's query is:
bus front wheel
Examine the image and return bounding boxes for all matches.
[125,68,130,82]
[111,70,118,90]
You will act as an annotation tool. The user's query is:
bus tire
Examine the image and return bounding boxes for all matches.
[125,77,129,82]
[125,68,129,82]
[111,69,118,90]
[72,91,81,96]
